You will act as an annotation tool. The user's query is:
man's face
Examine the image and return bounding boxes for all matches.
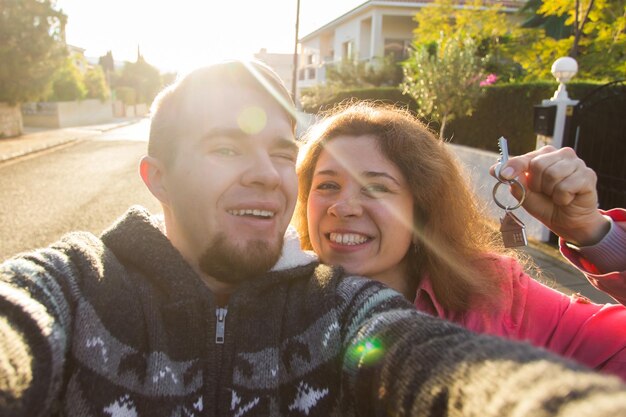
[160,85,298,287]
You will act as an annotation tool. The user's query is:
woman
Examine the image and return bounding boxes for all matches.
[294,102,626,379]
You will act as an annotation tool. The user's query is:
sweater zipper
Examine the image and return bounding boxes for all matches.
[214,306,228,416]
[216,307,227,344]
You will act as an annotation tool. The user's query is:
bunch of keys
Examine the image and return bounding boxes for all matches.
[493,137,528,248]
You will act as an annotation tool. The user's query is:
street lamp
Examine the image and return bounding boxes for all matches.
[551,57,578,100]
[533,57,579,242]
[292,0,301,106]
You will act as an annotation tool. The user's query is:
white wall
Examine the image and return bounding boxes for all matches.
[359,18,372,60]
[334,18,361,58]
[382,15,415,39]
[22,99,114,128]
[57,99,114,127]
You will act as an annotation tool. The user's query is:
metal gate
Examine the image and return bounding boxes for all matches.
[563,81,626,210]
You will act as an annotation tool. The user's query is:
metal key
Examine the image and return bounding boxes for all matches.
[494,136,509,183]
[492,137,528,248]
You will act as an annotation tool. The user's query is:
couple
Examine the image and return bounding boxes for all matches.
[1,60,625,417]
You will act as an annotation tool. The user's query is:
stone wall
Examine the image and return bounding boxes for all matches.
[0,103,23,138]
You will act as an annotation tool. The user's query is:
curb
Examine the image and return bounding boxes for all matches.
[0,118,144,163]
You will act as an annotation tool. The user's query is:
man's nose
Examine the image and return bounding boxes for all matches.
[241,152,281,189]
[327,196,363,218]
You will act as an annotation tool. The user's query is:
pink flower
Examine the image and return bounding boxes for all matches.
[480,73,498,86]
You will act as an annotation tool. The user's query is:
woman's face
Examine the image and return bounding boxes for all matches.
[307,135,414,290]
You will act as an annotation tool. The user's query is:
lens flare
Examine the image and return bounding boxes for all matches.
[351,338,384,366]
[238,106,267,135]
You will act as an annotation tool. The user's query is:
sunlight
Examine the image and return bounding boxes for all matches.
[58,0,299,73]
[57,0,365,74]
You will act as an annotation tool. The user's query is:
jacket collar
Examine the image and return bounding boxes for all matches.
[101,206,318,301]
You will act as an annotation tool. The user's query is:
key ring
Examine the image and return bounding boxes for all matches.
[492,179,526,211]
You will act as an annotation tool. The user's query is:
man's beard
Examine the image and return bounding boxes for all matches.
[198,232,283,285]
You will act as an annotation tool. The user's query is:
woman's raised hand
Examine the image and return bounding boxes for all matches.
[490,145,610,246]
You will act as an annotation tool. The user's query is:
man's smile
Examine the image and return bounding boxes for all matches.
[227,209,276,218]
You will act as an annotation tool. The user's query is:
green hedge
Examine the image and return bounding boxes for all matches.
[447,81,607,155]
[303,82,612,156]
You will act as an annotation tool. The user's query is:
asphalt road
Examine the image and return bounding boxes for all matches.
[0,120,161,260]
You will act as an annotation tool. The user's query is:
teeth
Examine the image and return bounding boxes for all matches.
[228,209,275,218]
[329,233,368,245]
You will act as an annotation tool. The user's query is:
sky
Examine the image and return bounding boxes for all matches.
[57,0,365,74]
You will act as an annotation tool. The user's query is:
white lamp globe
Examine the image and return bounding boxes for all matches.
[551,57,578,84]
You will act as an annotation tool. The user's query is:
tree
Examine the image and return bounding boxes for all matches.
[514,0,625,80]
[402,36,487,139]
[98,50,117,93]
[84,66,109,100]
[0,0,67,104]
[521,0,572,40]
[117,57,162,105]
[411,0,517,79]
[46,55,86,101]
[161,72,178,89]
[98,51,115,75]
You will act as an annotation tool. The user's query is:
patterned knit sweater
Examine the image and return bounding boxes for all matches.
[1,206,625,417]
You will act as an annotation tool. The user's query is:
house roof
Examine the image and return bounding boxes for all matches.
[300,0,526,42]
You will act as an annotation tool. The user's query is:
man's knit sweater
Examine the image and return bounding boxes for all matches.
[1,206,625,417]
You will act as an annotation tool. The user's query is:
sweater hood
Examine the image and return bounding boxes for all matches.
[271,225,318,272]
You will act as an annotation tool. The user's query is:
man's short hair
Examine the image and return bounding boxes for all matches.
[149,60,296,166]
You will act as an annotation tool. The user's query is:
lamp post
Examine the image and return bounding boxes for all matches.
[534,57,579,242]
[539,57,579,149]
[291,0,301,107]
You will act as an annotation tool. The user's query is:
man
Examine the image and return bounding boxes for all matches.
[1,60,625,417]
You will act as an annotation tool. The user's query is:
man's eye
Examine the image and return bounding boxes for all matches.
[214,147,237,156]
[273,152,297,162]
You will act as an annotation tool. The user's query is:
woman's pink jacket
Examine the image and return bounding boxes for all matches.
[415,209,626,380]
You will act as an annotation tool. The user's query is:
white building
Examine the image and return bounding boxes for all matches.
[254,48,295,95]
[296,0,525,91]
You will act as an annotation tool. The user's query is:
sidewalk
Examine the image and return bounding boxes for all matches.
[0,118,142,163]
[0,120,614,304]
[522,242,614,303]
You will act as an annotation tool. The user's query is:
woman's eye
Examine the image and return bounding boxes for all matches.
[315,182,339,191]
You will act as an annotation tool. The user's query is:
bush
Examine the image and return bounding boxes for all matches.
[47,56,86,102]
[115,86,136,105]
[446,81,607,155]
[84,66,109,101]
